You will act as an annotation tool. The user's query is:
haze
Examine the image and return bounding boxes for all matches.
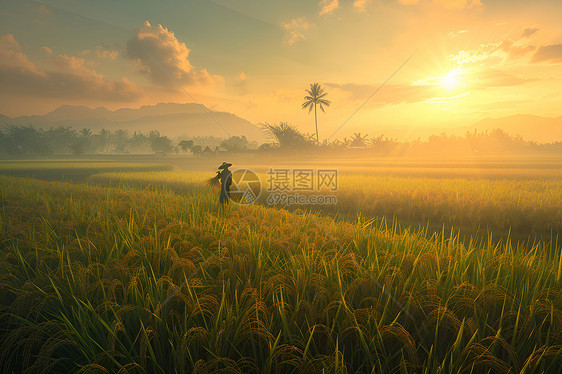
[1,0,562,141]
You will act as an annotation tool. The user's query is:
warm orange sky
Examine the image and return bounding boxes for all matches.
[1,0,562,139]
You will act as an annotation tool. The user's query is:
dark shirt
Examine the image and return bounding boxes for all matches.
[219,169,232,187]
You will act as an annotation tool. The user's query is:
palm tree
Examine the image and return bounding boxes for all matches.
[349,132,369,147]
[302,83,331,144]
[97,129,110,153]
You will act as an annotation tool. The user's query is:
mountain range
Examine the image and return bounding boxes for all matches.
[469,114,562,143]
[0,103,266,142]
[1,104,561,143]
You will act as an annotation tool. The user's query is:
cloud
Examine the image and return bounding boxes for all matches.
[451,36,562,65]
[40,46,53,55]
[319,0,339,15]
[326,82,441,105]
[398,0,483,9]
[421,67,535,89]
[0,34,44,75]
[450,42,503,65]
[448,30,468,38]
[0,34,141,101]
[469,68,534,89]
[353,0,370,12]
[38,5,52,16]
[231,71,247,87]
[497,39,536,58]
[450,39,536,66]
[125,21,222,87]
[54,54,98,77]
[522,28,539,38]
[326,68,534,105]
[433,0,483,9]
[96,45,119,60]
[532,44,562,63]
[325,83,371,100]
[282,17,311,45]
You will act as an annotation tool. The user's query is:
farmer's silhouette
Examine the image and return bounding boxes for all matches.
[218,162,233,204]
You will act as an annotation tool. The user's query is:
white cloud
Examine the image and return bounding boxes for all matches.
[38,5,52,16]
[319,0,339,16]
[125,21,222,87]
[96,46,119,60]
[0,34,45,76]
[0,34,141,101]
[450,39,537,66]
[398,0,483,9]
[282,17,312,46]
[40,46,53,55]
[232,71,247,87]
[353,0,370,13]
[433,0,482,9]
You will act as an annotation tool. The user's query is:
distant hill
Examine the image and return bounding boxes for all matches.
[3,105,560,144]
[391,114,562,143]
[470,114,562,143]
[0,114,11,124]
[0,103,266,142]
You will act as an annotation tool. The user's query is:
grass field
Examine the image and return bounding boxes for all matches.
[90,168,562,243]
[0,160,173,180]
[1,157,562,372]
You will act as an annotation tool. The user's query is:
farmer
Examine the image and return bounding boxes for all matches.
[218,162,233,204]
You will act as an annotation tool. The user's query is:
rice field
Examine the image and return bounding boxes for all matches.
[1,163,562,373]
[0,161,173,180]
[91,169,562,241]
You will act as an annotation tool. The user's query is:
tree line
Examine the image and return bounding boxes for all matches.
[3,83,560,157]
[0,125,259,157]
[0,126,176,156]
[259,122,562,155]
[2,123,561,158]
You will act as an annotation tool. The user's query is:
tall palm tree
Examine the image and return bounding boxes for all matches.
[302,83,331,144]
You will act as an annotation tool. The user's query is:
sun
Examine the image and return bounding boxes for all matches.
[441,69,462,90]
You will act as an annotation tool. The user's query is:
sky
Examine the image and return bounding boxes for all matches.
[1,0,562,139]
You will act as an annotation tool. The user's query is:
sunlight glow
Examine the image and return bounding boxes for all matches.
[441,69,462,90]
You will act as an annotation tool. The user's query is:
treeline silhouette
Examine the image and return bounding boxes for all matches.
[2,123,562,157]
[0,125,259,157]
[0,126,176,156]
[260,122,562,156]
